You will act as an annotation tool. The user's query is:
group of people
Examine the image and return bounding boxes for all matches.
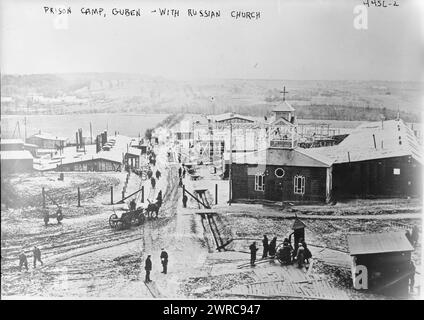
[144,248,169,283]
[18,246,43,272]
[249,235,312,268]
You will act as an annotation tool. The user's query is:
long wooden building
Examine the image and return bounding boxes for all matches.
[303,119,422,199]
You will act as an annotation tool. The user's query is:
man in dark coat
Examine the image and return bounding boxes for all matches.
[182,194,188,208]
[155,169,161,180]
[178,167,182,178]
[19,250,28,271]
[33,246,43,268]
[156,190,163,207]
[408,261,416,293]
[268,237,277,258]
[262,235,269,259]
[129,198,137,211]
[301,239,312,264]
[145,255,152,283]
[151,177,156,189]
[249,242,259,266]
[160,249,168,274]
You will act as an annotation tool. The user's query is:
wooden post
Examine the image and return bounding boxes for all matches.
[372,134,377,149]
[42,187,46,209]
[110,186,113,204]
[122,190,125,201]
[183,184,186,197]
[77,187,81,207]
[229,122,232,206]
[215,183,218,205]
[141,186,144,203]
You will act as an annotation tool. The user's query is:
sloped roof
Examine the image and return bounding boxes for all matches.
[232,147,332,167]
[60,152,123,165]
[29,132,67,141]
[272,100,295,112]
[292,218,306,230]
[0,139,24,145]
[348,231,414,256]
[1,150,33,160]
[301,119,423,164]
[210,113,255,123]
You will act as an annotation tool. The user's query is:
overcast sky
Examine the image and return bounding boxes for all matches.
[1,0,423,81]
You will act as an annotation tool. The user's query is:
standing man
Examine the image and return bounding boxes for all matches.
[182,193,188,208]
[19,250,28,272]
[33,246,43,268]
[249,242,258,266]
[262,235,269,259]
[144,255,152,283]
[269,237,277,258]
[155,169,161,180]
[178,166,182,179]
[160,248,168,274]
[151,177,156,189]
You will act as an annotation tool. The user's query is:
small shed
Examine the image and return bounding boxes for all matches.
[347,231,414,297]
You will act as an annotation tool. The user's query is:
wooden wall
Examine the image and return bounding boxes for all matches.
[333,156,422,198]
[231,163,327,202]
[58,159,121,172]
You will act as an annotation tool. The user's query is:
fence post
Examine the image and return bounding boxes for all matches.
[77,187,81,207]
[141,186,144,203]
[215,183,218,205]
[42,187,46,209]
[110,186,113,204]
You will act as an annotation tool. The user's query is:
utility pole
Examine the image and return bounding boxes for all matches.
[90,122,93,144]
[229,122,233,206]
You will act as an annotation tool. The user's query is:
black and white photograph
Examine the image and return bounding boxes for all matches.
[1,0,423,304]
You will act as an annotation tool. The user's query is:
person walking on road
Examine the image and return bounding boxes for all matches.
[160,249,168,274]
[151,177,156,189]
[182,194,188,208]
[33,246,43,268]
[249,242,259,266]
[145,255,152,283]
[262,235,269,259]
[18,250,28,272]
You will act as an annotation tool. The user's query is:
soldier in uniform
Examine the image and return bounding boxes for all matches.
[160,248,168,274]
[145,255,152,283]
[19,250,28,272]
[33,246,43,268]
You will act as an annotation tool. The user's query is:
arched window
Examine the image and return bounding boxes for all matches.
[293,175,305,195]
[255,173,265,192]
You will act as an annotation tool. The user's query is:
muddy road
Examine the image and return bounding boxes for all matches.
[1,146,210,298]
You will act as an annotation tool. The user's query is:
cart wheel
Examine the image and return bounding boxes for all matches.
[109,213,118,229]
